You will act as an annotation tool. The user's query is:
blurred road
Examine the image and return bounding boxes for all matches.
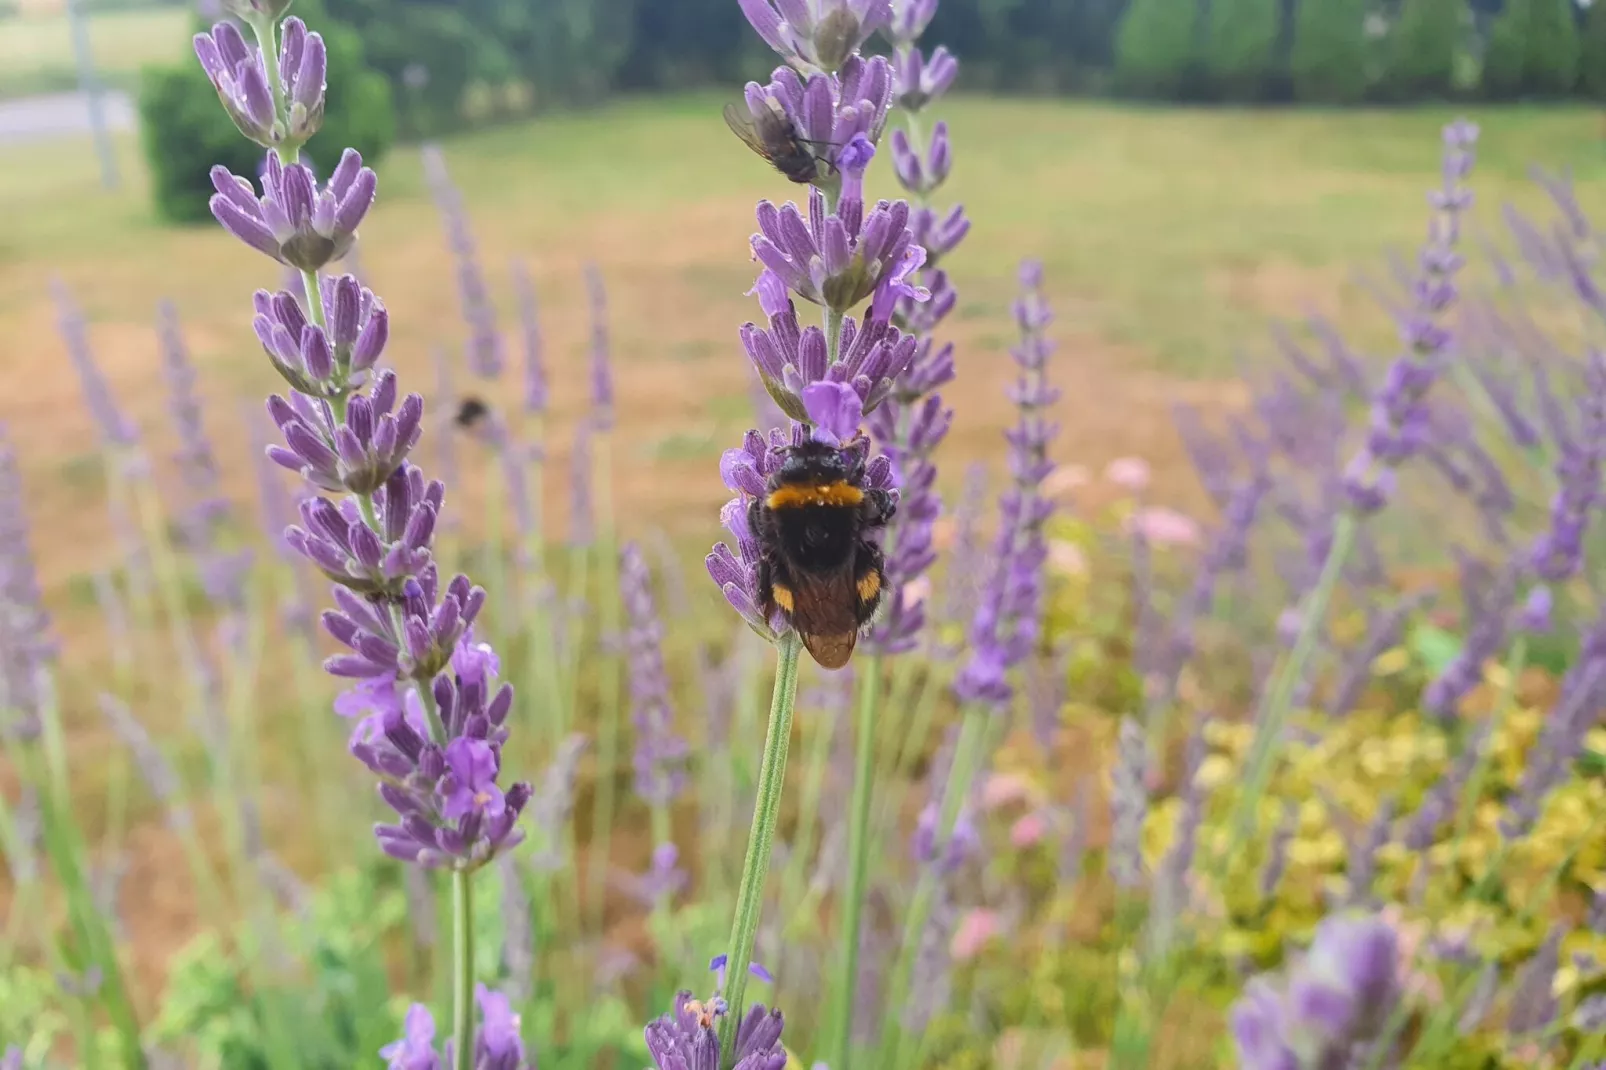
[0,88,133,144]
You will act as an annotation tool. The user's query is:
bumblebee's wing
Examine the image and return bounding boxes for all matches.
[784,566,861,671]
[724,103,771,158]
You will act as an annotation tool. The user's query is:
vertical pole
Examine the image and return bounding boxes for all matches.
[65,0,120,191]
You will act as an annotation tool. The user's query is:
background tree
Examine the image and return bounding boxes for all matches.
[1289,0,1371,102]
[1204,0,1281,100]
[1114,0,1202,98]
[1583,0,1606,99]
[1374,0,1464,100]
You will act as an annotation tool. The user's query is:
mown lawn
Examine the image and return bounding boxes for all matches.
[1,94,1601,602]
[0,4,191,98]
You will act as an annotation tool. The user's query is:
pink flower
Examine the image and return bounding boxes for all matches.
[1104,456,1151,492]
[1048,539,1088,577]
[982,771,1036,810]
[1042,465,1089,500]
[1126,506,1201,548]
[901,575,932,610]
[1010,811,1048,848]
[950,909,1002,960]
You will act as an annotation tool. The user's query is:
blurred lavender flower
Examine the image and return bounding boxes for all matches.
[98,693,190,830]
[1507,925,1563,1036]
[621,543,690,808]
[210,149,375,272]
[52,279,137,448]
[569,420,594,547]
[527,734,587,874]
[585,263,615,428]
[383,988,531,1070]
[888,122,952,197]
[1108,716,1149,891]
[891,47,958,112]
[1259,802,1297,900]
[1529,351,1606,583]
[0,429,52,729]
[737,0,892,72]
[160,301,253,609]
[1231,913,1400,1070]
[421,144,502,379]
[953,262,1057,706]
[887,0,938,44]
[1341,121,1477,514]
[511,260,547,416]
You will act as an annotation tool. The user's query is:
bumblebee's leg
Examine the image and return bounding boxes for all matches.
[755,555,775,617]
[859,488,896,529]
[747,497,765,540]
[852,538,887,628]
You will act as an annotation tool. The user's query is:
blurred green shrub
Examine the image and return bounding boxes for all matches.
[1113,0,1202,98]
[1374,0,1462,101]
[1483,0,1581,98]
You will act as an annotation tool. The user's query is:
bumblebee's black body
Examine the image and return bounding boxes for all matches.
[750,439,894,669]
[454,396,489,430]
[724,100,826,186]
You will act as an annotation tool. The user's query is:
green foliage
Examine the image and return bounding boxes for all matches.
[321,0,494,137]
[1375,0,1464,100]
[137,4,394,224]
[1484,0,1581,98]
[1114,0,1202,97]
[1289,0,1371,102]
[1203,0,1281,100]
[150,869,407,1069]
[1586,0,1606,98]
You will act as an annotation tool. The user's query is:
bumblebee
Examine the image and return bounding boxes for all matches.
[750,439,894,669]
[724,98,828,186]
[453,395,489,430]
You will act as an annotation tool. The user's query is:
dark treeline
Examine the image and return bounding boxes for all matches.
[327,0,1602,127]
[140,0,1603,221]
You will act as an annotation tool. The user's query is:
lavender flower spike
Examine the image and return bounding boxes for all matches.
[621,543,690,808]
[210,148,376,272]
[0,427,53,730]
[1231,912,1400,1070]
[645,990,788,1070]
[193,20,276,146]
[738,0,892,72]
[586,263,615,428]
[751,187,927,314]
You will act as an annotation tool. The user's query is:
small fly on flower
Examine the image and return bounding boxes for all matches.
[750,437,894,669]
[724,98,833,185]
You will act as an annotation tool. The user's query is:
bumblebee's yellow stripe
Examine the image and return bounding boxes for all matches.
[771,583,795,613]
[766,481,864,510]
[856,571,881,601]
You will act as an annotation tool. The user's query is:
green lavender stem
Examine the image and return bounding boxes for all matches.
[717,631,802,1060]
[826,659,882,1070]
[878,705,988,1070]
[452,869,475,1070]
[1454,637,1526,844]
[589,430,624,935]
[1226,513,1358,853]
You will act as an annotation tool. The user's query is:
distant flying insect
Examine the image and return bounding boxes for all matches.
[750,438,894,669]
[724,99,828,185]
[454,395,490,430]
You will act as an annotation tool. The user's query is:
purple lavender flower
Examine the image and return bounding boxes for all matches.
[752,188,927,314]
[267,370,423,497]
[511,260,547,415]
[1340,121,1477,514]
[887,0,938,43]
[892,47,958,112]
[383,990,530,1070]
[742,268,919,422]
[737,0,892,72]
[52,279,138,448]
[421,144,502,379]
[644,989,787,1070]
[254,275,389,397]
[889,122,952,197]
[952,262,1057,705]
[621,542,690,808]
[585,263,615,428]
[1231,913,1400,1070]
[194,17,327,149]
[1107,716,1149,891]
[738,55,894,179]
[210,149,375,272]
[0,428,52,730]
